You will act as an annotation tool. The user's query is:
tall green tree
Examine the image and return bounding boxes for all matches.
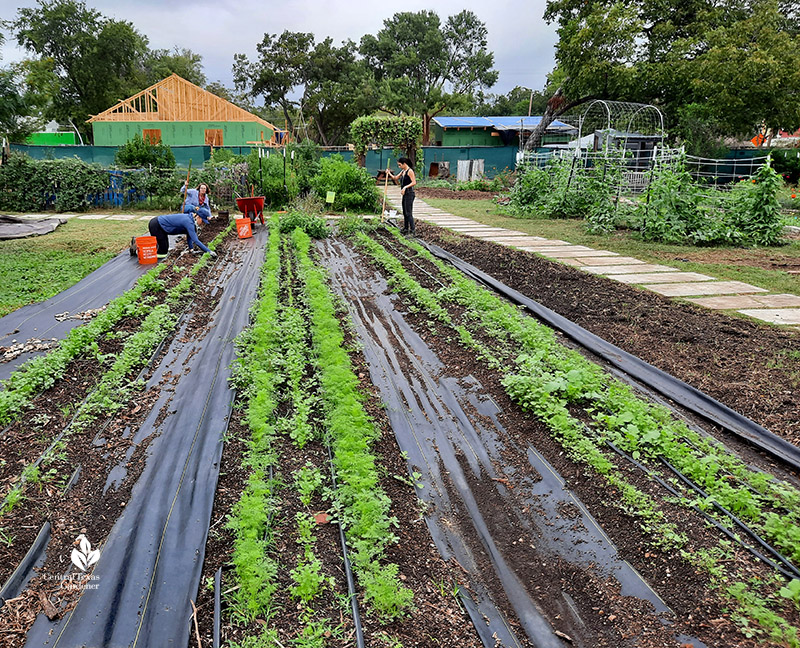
[360,10,498,144]
[9,0,148,142]
[526,0,800,151]
[303,38,378,145]
[141,47,206,87]
[233,31,315,136]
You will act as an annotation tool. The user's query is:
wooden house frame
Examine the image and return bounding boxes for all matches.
[88,74,285,147]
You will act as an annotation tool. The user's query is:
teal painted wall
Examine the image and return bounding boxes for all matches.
[93,121,274,146]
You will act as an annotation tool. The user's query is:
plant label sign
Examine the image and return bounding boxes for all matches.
[326,191,336,204]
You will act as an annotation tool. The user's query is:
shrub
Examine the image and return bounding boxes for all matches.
[114,134,176,169]
[0,153,108,212]
[310,155,381,213]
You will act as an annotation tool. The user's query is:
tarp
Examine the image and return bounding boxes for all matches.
[0,215,66,240]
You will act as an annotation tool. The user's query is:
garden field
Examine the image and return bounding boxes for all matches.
[0,211,798,648]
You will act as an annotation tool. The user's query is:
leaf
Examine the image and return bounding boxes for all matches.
[71,547,88,571]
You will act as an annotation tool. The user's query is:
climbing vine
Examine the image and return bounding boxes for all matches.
[349,116,422,166]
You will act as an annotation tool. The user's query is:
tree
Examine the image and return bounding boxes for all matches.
[10,0,149,143]
[233,31,315,136]
[360,10,498,144]
[303,38,378,145]
[528,0,800,151]
[474,86,550,116]
[141,47,206,87]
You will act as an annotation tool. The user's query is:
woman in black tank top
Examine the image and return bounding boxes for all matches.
[389,157,417,235]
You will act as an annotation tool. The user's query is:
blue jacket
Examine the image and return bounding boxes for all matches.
[157,213,211,253]
[182,187,211,224]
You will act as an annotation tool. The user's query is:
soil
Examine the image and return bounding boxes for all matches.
[417,187,497,201]
[418,223,800,447]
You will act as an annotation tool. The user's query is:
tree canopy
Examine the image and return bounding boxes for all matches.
[534,0,800,151]
[360,10,498,144]
[5,0,208,143]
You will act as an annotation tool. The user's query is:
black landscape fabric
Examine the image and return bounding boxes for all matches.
[318,238,675,648]
[23,228,267,648]
[0,250,151,382]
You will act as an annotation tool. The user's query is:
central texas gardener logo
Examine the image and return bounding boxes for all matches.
[71,534,100,572]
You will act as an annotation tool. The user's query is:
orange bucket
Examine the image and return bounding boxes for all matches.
[136,236,158,264]
[236,218,252,239]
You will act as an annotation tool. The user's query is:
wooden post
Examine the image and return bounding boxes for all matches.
[181,160,193,213]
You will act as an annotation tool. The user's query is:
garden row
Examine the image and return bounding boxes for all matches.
[347,223,800,646]
[207,213,482,647]
[0,217,232,641]
[503,153,794,246]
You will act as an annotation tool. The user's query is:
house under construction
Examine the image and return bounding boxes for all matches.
[88,74,283,147]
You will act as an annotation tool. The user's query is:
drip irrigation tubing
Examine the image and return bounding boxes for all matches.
[375,229,447,290]
[419,241,800,474]
[658,456,800,580]
[325,442,366,648]
[605,441,799,581]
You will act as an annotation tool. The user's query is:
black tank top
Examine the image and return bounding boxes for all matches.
[400,170,414,192]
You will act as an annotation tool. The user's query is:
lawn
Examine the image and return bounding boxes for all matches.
[424,197,800,296]
[0,218,149,317]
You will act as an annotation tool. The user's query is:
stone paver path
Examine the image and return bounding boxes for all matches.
[385,186,800,328]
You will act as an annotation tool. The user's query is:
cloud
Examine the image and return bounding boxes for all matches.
[1,0,557,94]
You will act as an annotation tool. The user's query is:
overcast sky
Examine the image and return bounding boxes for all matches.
[0,0,557,99]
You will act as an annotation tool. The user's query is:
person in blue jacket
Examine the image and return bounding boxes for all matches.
[148,213,217,260]
[182,182,212,224]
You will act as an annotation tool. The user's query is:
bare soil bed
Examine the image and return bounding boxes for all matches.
[417,187,497,201]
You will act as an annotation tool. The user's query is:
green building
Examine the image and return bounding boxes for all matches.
[25,131,77,146]
[88,74,283,148]
[431,116,576,147]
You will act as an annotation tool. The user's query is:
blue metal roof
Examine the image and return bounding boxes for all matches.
[432,116,575,131]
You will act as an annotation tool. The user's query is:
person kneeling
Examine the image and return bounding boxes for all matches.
[148,212,217,259]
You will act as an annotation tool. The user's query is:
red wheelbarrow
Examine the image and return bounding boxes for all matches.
[236,196,265,225]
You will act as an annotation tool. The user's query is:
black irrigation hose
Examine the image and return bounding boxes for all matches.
[658,456,800,580]
[605,441,798,581]
[420,241,800,474]
[325,443,366,648]
[213,567,222,648]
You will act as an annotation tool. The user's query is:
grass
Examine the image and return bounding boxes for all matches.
[0,218,149,317]
[423,198,800,296]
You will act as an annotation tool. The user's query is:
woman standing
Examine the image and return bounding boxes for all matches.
[181,182,212,225]
[388,157,416,236]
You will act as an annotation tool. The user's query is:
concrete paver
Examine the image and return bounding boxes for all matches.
[539,248,620,258]
[581,264,677,275]
[612,271,714,284]
[77,214,112,220]
[685,294,800,309]
[736,309,800,325]
[107,214,140,221]
[568,256,645,266]
[647,281,768,297]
